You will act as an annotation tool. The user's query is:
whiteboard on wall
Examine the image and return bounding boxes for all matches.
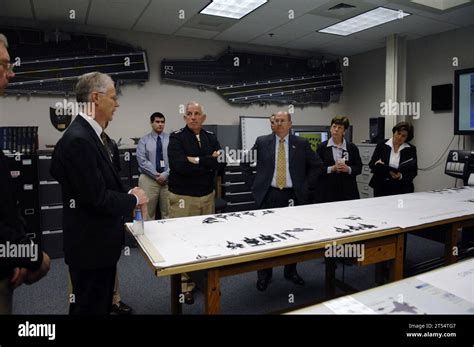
[240,116,271,150]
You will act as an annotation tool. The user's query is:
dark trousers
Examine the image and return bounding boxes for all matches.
[69,265,116,315]
[257,187,299,281]
[374,179,405,197]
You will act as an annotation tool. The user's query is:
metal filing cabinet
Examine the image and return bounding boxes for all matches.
[117,147,134,187]
[221,163,257,212]
[4,152,41,244]
[357,143,376,199]
[38,149,64,258]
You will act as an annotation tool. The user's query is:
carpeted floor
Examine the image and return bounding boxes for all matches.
[12,234,445,314]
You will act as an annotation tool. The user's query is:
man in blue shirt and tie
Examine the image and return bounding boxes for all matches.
[137,112,170,220]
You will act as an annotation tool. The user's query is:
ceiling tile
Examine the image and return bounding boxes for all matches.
[0,0,34,19]
[317,37,385,56]
[88,0,150,30]
[414,2,474,26]
[214,22,275,42]
[133,0,209,34]
[174,26,219,39]
[373,13,459,37]
[33,0,89,24]
[280,32,338,50]
[268,0,329,13]
[249,14,338,46]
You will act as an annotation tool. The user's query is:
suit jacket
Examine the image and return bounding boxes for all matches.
[168,126,226,197]
[250,134,322,208]
[50,116,136,270]
[368,142,418,195]
[0,151,43,279]
[316,140,362,202]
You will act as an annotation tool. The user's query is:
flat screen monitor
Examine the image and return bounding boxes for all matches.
[454,67,474,134]
[292,126,329,151]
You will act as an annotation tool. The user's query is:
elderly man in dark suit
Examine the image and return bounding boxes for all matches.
[250,111,323,291]
[51,72,148,314]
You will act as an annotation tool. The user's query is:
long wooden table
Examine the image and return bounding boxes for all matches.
[126,187,474,314]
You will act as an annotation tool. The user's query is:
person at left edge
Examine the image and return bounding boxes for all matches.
[0,32,50,314]
[50,72,149,314]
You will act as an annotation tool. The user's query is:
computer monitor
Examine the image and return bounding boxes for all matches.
[292,126,330,151]
[454,67,474,134]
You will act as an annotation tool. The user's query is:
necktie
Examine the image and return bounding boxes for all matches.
[100,132,113,162]
[276,138,286,189]
[156,135,164,173]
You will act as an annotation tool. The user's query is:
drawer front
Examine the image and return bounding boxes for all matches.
[39,182,62,206]
[225,201,257,213]
[40,205,63,231]
[357,182,373,199]
[358,145,376,165]
[121,176,130,187]
[223,171,249,182]
[42,231,64,259]
[130,152,139,175]
[224,191,255,203]
[222,181,252,193]
[38,155,54,181]
[357,165,373,184]
[131,175,139,187]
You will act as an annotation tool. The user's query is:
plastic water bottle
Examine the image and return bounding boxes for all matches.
[133,207,144,236]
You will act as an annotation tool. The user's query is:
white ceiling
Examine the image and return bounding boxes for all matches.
[0,0,473,56]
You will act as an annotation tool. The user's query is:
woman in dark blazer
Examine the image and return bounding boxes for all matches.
[316,116,362,202]
[369,122,418,197]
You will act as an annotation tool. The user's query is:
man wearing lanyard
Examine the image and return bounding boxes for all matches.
[137,112,170,220]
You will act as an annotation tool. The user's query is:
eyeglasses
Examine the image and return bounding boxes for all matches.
[0,61,14,73]
[97,92,119,102]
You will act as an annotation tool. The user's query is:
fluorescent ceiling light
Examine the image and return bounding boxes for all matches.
[200,0,267,19]
[319,7,411,36]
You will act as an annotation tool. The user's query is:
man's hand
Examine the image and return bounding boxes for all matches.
[24,252,51,285]
[11,252,51,288]
[156,174,167,185]
[140,203,149,221]
[375,159,384,165]
[130,187,149,205]
[187,156,198,164]
[10,267,28,289]
[389,171,402,180]
[212,151,220,158]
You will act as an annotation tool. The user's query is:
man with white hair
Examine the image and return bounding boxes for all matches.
[167,101,226,304]
[0,33,51,314]
[51,71,149,314]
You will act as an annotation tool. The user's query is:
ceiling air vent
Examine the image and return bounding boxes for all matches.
[328,3,356,11]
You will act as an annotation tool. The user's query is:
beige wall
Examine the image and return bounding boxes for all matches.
[2,23,473,192]
[343,25,474,192]
[406,25,474,191]
[0,26,345,148]
[342,48,386,144]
